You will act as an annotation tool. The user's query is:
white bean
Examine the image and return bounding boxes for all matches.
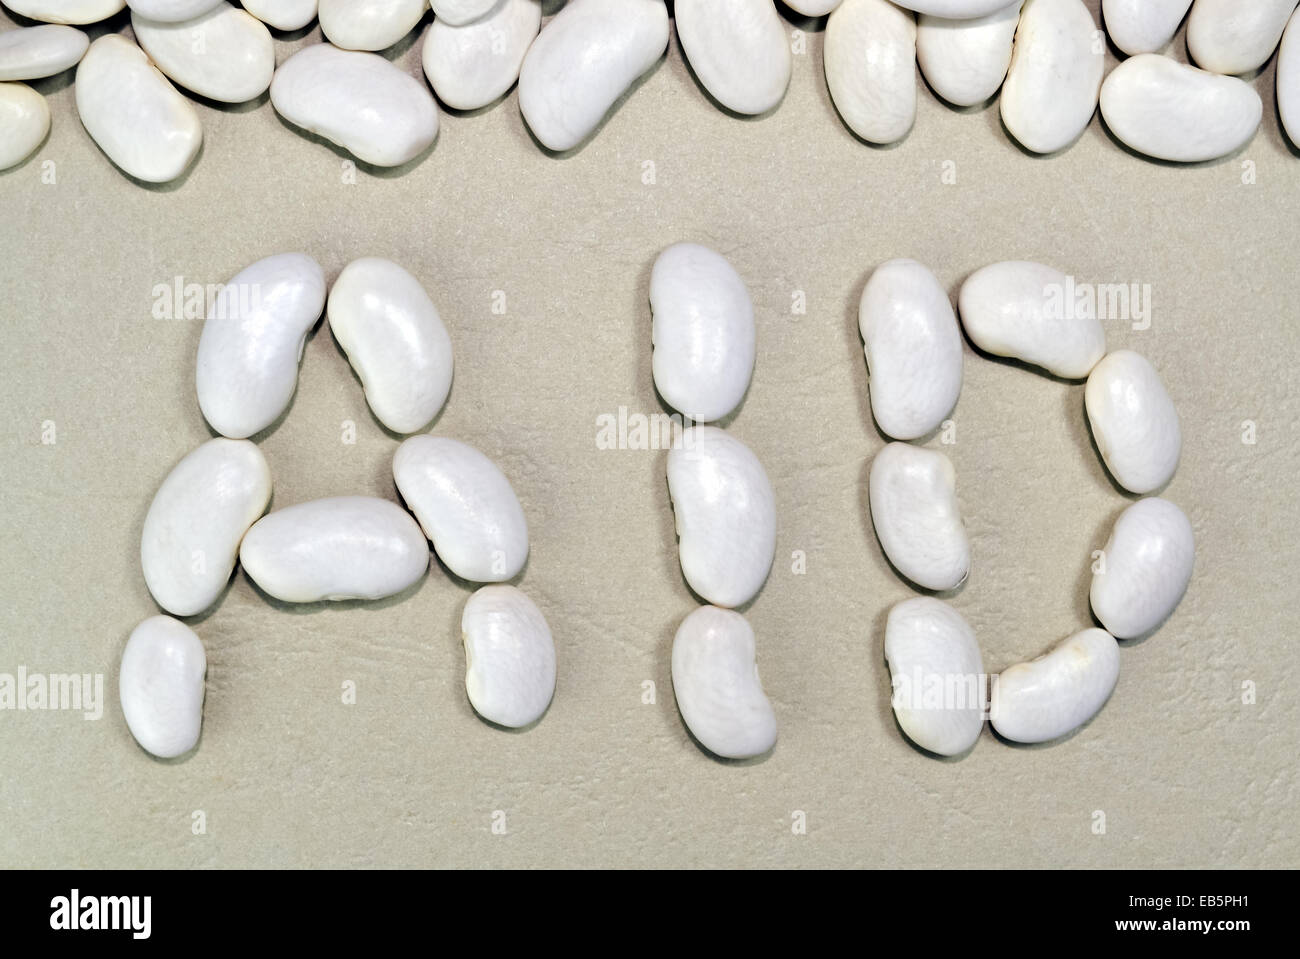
[195,252,326,439]
[462,585,556,728]
[1000,0,1104,154]
[1085,350,1181,494]
[675,0,792,116]
[141,438,272,617]
[671,606,777,759]
[326,257,454,434]
[1100,54,1261,163]
[318,0,428,52]
[869,442,970,592]
[1100,0,1192,56]
[1281,8,1300,145]
[824,0,918,145]
[916,3,1021,108]
[1187,0,1297,76]
[0,25,89,82]
[270,43,439,167]
[990,628,1120,743]
[239,496,429,602]
[131,3,274,104]
[858,258,963,441]
[667,427,776,609]
[650,242,756,423]
[1091,497,1194,640]
[0,82,50,172]
[517,0,669,152]
[2,0,124,24]
[241,0,319,32]
[74,35,202,183]
[392,435,529,583]
[958,259,1105,378]
[421,0,540,111]
[885,597,985,756]
[120,616,206,759]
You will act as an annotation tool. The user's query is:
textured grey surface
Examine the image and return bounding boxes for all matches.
[1,2,1297,868]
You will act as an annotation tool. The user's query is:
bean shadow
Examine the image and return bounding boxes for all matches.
[26,65,75,96]
[983,103,1095,160]
[241,558,432,615]
[91,136,205,192]
[185,88,270,117]
[270,110,439,179]
[917,61,1003,115]
[652,613,680,736]
[1073,503,1121,630]
[956,330,1083,392]
[774,2,829,33]
[433,90,513,120]
[825,94,915,152]
[892,712,981,762]
[1267,69,1300,158]
[988,707,1094,750]
[266,22,317,44]
[3,7,128,35]
[1097,112,1257,168]
[1111,571,1192,649]
[842,267,876,439]
[378,18,425,63]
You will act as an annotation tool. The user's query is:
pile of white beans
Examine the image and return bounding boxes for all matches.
[863,258,1193,755]
[651,244,778,760]
[3,0,1299,176]
[123,252,556,758]
[122,244,1197,762]
[5,1,1206,762]
[648,247,1194,760]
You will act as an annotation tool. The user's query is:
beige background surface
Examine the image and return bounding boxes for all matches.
[2,2,1298,868]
